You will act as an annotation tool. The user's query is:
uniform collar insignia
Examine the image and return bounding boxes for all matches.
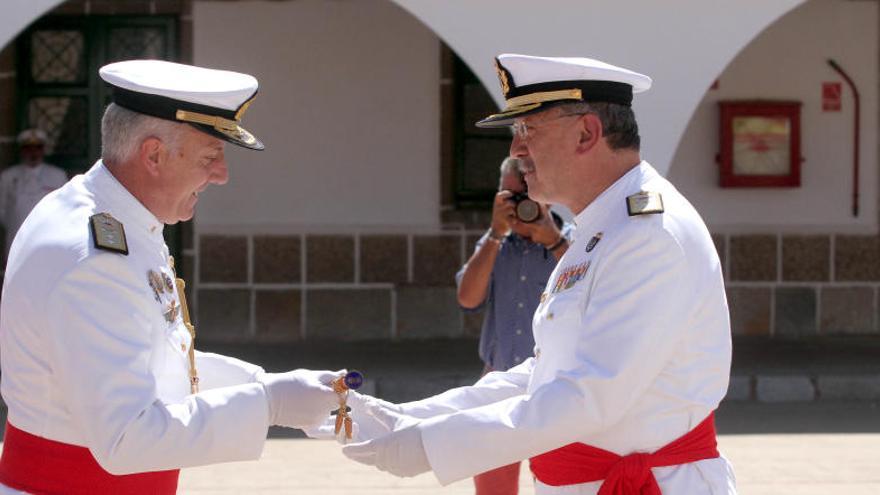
[585,232,603,253]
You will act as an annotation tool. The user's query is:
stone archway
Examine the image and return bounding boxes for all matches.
[391,0,806,174]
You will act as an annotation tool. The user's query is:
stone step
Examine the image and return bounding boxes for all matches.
[199,337,880,403]
[727,373,880,402]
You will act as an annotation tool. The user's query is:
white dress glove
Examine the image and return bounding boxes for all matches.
[257,369,344,429]
[342,422,430,478]
[303,392,413,444]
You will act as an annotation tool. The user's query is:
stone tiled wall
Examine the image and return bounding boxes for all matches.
[193,230,880,342]
[721,234,880,338]
[192,231,484,342]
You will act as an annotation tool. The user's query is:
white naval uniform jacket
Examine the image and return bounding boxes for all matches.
[0,161,269,481]
[407,162,736,494]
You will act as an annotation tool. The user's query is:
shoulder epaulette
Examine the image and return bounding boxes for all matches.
[89,212,129,255]
[626,191,664,216]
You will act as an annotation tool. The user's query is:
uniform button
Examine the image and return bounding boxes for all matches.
[540,293,547,303]
[515,329,523,335]
[547,313,554,320]
[535,349,541,358]
[517,302,524,309]
[514,356,521,363]
[520,275,527,282]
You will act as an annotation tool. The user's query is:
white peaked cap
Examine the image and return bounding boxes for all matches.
[477,54,652,128]
[100,59,264,150]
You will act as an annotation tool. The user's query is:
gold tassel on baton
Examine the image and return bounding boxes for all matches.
[331,371,364,441]
[170,257,199,394]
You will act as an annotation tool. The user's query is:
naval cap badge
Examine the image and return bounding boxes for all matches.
[495,58,511,97]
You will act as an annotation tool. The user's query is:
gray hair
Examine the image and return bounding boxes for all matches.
[558,101,641,151]
[101,103,183,165]
[498,157,525,189]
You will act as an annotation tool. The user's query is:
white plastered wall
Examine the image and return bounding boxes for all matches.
[192,0,441,232]
[668,0,878,233]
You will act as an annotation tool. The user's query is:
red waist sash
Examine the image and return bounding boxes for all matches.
[0,422,179,495]
[530,413,719,495]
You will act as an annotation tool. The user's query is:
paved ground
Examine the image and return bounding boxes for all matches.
[179,401,880,494]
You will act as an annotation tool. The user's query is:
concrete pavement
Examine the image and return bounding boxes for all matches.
[179,401,880,494]
[179,434,880,494]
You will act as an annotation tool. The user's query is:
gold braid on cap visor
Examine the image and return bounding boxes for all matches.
[175,109,240,132]
[174,96,256,133]
[503,88,583,111]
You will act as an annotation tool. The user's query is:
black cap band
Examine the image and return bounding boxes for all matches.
[509,80,633,107]
[111,86,240,122]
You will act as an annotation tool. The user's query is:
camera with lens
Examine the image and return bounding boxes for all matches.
[509,192,541,223]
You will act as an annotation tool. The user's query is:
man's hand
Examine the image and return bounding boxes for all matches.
[342,423,431,478]
[257,369,344,429]
[490,190,517,238]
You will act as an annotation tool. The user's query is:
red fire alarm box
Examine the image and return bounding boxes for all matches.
[718,101,802,188]
[822,82,842,112]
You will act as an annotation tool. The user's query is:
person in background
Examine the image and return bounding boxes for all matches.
[456,156,571,494]
[0,129,68,257]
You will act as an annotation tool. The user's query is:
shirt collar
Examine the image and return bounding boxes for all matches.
[572,160,656,236]
[506,231,545,248]
[85,160,165,241]
[506,232,528,246]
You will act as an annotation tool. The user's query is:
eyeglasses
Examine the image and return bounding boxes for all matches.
[511,112,587,140]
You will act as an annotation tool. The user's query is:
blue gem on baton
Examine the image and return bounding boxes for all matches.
[332,370,364,394]
[343,370,364,390]
[331,370,364,440]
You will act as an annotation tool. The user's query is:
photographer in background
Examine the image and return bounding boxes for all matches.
[455,156,571,495]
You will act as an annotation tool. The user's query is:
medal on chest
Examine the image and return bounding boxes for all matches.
[147,268,180,323]
[551,261,591,294]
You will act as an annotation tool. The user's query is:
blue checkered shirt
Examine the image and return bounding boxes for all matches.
[456,226,572,371]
